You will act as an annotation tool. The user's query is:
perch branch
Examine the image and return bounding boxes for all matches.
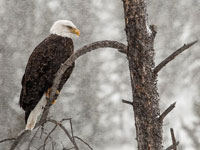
[154,40,198,74]
[159,102,176,121]
[39,40,127,126]
[1,40,126,150]
[49,40,127,103]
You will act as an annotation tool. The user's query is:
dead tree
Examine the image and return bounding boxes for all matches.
[122,0,196,149]
[0,0,197,150]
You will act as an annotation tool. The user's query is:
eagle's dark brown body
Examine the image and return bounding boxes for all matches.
[19,34,74,122]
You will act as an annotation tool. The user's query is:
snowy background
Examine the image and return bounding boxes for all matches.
[0,0,200,149]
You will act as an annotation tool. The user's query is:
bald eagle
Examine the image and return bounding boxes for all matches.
[19,20,80,130]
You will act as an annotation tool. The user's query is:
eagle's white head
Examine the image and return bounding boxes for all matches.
[50,20,80,38]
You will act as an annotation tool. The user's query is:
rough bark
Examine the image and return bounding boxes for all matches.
[122,0,162,149]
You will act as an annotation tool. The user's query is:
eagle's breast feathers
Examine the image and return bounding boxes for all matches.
[19,34,74,122]
[19,20,79,130]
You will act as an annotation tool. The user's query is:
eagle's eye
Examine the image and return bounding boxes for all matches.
[66,25,73,29]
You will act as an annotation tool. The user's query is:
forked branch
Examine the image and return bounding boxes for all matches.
[166,142,179,150]
[154,40,198,74]
[47,119,79,150]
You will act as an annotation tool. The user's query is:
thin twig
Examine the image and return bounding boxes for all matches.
[69,119,74,140]
[0,138,16,143]
[43,124,57,150]
[122,99,133,106]
[51,141,56,150]
[47,119,79,150]
[65,147,75,150]
[60,118,75,141]
[40,125,45,139]
[37,141,51,150]
[154,40,198,74]
[74,136,93,150]
[28,127,41,150]
[159,102,176,121]
[170,128,177,150]
[10,130,30,150]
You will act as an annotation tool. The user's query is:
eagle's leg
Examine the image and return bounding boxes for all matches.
[45,88,60,104]
[46,88,51,99]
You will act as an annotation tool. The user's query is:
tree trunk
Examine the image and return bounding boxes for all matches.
[122,0,162,149]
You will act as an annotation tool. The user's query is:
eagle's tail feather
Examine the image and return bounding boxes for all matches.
[25,95,47,130]
[25,110,31,124]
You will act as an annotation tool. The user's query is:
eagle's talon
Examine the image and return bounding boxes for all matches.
[46,88,51,98]
[52,100,56,104]
[56,90,60,95]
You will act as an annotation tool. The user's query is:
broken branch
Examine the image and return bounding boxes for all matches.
[154,40,198,74]
[122,99,133,106]
[159,102,176,121]
[170,128,177,150]
[165,141,179,150]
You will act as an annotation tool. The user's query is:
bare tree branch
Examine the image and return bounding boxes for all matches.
[0,40,126,150]
[28,127,41,150]
[65,147,75,150]
[39,40,127,126]
[159,102,176,121]
[74,136,93,150]
[165,142,179,150]
[170,128,177,150]
[49,40,127,103]
[47,119,79,150]
[10,130,30,150]
[154,40,198,74]
[43,124,57,150]
[0,138,16,143]
[37,141,51,150]
[122,99,133,106]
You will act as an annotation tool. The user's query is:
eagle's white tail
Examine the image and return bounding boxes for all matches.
[25,95,47,130]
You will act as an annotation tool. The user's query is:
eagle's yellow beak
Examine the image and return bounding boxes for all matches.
[72,28,80,36]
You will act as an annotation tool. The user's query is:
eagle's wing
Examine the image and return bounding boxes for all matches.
[19,35,74,113]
